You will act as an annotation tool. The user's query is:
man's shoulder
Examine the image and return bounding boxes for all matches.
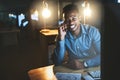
[82,24,97,30]
[81,24,99,33]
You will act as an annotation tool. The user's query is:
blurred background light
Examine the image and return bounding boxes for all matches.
[82,0,92,24]
[118,0,120,3]
[42,1,51,19]
[42,8,51,18]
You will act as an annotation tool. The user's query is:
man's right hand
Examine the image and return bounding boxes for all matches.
[58,24,67,40]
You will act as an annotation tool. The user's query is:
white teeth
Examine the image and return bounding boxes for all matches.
[70,25,75,29]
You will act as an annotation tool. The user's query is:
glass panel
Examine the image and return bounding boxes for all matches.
[0,11,17,29]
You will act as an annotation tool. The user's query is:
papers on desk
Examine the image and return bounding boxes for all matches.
[55,72,81,80]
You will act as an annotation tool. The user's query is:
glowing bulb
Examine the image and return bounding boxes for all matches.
[84,7,91,17]
[82,2,85,7]
[42,8,51,18]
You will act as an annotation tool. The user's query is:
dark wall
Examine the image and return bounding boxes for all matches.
[0,0,120,80]
[102,1,120,80]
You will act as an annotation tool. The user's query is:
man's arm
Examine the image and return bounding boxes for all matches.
[85,27,101,67]
[53,39,66,66]
[53,24,67,66]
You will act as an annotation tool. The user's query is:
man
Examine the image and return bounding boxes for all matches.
[53,4,101,70]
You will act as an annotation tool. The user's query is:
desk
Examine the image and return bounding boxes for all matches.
[39,29,58,45]
[39,29,58,65]
[53,65,100,74]
[40,29,58,36]
[54,65,100,80]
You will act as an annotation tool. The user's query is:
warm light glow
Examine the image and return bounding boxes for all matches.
[83,3,91,17]
[42,8,51,18]
[34,10,38,16]
[42,1,51,18]
[82,1,92,24]
[82,2,85,7]
[40,29,58,36]
[84,6,91,17]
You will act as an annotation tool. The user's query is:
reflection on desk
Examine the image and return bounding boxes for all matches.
[40,29,58,36]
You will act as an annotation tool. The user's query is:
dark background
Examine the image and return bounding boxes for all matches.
[0,0,120,80]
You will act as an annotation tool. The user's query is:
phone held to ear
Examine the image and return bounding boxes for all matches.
[58,20,68,32]
[58,20,64,26]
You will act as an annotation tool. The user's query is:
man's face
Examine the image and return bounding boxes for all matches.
[64,11,80,32]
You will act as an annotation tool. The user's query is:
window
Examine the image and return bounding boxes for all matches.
[18,13,29,27]
[118,0,120,3]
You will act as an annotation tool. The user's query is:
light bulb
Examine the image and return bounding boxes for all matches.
[42,8,51,18]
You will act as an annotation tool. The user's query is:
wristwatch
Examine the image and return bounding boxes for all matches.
[84,61,88,68]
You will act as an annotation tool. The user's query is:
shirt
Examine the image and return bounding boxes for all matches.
[54,24,101,67]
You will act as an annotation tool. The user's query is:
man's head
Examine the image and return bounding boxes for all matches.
[63,4,81,32]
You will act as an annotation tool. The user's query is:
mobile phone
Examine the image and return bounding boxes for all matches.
[58,20,64,26]
[58,20,68,32]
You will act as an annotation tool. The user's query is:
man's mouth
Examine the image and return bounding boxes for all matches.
[70,24,75,29]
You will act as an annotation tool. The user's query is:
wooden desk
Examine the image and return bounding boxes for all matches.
[39,29,58,65]
[40,29,58,36]
[53,65,100,74]
[39,29,58,45]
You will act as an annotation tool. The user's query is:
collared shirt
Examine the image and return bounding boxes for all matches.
[54,24,101,67]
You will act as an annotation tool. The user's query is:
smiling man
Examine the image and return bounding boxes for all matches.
[53,4,101,70]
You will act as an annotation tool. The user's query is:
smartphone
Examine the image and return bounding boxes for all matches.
[58,20,64,26]
[58,20,68,32]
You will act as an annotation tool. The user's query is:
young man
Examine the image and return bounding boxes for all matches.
[53,4,101,70]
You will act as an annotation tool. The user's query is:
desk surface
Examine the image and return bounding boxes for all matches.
[53,65,101,80]
[53,65,100,74]
[40,29,58,36]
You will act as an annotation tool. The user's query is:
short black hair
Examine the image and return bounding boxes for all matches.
[63,4,79,15]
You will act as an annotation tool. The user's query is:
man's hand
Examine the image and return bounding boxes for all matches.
[64,59,85,70]
[58,23,67,40]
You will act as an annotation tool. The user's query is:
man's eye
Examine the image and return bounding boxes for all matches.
[73,18,77,21]
[73,17,77,21]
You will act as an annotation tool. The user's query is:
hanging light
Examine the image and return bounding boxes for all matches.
[42,1,51,18]
[40,0,51,33]
[83,3,91,17]
[82,0,92,24]
[34,10,38,16]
